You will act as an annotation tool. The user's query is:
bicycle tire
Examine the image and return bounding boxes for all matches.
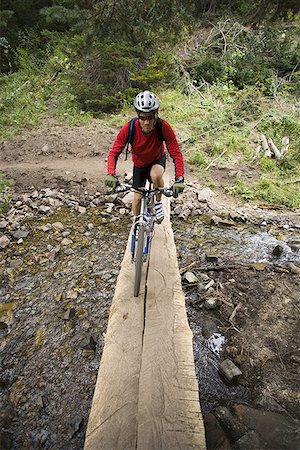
[134,223,145,297]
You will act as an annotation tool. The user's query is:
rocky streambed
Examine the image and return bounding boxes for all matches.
[1,185,300,449]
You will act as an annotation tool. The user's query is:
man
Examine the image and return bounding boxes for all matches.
[105,90,185,223]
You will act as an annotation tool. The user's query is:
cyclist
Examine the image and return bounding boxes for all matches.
[105,90,185,223]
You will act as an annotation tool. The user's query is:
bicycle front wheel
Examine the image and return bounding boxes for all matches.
[134,223,145,297]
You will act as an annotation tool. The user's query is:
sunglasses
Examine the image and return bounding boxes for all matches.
[138,114,155,121]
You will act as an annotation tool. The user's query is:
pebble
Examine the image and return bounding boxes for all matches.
[183,271,198,283]
[219,359,242,383]
[0,235,10,249]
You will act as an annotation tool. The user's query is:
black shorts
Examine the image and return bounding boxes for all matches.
[133,154,166,188]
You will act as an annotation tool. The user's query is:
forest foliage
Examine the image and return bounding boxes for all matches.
[1,0,300,206]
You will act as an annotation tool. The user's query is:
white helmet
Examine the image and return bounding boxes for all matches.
[134,90,160,112]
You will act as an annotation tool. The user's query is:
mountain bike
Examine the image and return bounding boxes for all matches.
[115,182,173,297]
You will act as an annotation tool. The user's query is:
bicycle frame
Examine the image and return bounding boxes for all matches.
[115,181,173,296]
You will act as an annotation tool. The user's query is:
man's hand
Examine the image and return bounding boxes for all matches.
[172,176,185,198]
[105,174,119,190]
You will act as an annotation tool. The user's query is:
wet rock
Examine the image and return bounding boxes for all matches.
[69,417,84,438]
[272,244,284,257]
[0,235,10,249]
[66,290,78,300]
[203,413,231,450]
[290,350,300,364]
[79,199,90,207]
[212,406,248,442]
[0,430,13,450]
[205,254,219,263]
[63,308,76,321]
[288,262,300,275]
[204,297,218,310]
[232,403,300,450]
[183,271,198,283]
[219,359,242,383]
[0,322,9,337]
[81,335,97,351]
[233,430,263,450]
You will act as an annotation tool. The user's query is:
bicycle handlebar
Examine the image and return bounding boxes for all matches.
[115,183,174,197]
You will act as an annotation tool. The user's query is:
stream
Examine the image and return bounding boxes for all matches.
[1,206,299,449]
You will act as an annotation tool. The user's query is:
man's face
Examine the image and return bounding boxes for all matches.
[137,112,156,134]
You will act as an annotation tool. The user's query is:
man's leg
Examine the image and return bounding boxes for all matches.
[150,164,165,223]
[150,164,164,201]
[132,191,142,217]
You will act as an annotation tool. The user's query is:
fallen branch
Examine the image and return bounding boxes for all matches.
[179,261,197,274]
[260,133,271,157]
[268,137,281,158]
[229,302,242,323]
[206,149,227,170]
[281,136,290,155]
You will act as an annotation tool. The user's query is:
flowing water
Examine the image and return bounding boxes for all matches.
[173,216,300,414]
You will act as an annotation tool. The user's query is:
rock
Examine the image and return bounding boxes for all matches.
[87,223,94,231]
[203,413,231,450]
[41,144,49,154]
[106,203,115,214]
[183,271,198,283]
[61,238,73,246]
[272,244,284,257]
[0,220,8,229]
[211,215,221,225]
[39,205,51,214]
[81,335,97,351]
[0,235,10,249]
[219,359,242,383]
[197,188,215,202]
[66,290,78,300]
[77,206,86,214]
[48,198,63,208]
[233,430,263,450]
[11,230,29,240]
[232,403,300,450]
[52,222,64,232]
[205,254,219,263]
[213,406,248,442]
[0,429,13,450]
[173,205,182,215]
[63,308,76,321]
[204,297,218,310]
[288,262,300,275]
[290,350,300,364]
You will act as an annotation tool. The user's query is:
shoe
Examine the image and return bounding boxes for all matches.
[154,201,164,223]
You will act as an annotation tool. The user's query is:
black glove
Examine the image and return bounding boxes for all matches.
[172,176,185,198]
[105,174,119,190]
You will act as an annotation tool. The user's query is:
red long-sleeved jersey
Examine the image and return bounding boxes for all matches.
[107,118,184,178]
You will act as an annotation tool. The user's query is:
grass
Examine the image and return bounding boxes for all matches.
[1,43,299,208]
[0,174,14,213]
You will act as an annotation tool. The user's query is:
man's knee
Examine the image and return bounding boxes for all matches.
[150,165,164,185]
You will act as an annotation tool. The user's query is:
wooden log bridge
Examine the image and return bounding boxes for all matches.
[84,191,206,450]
